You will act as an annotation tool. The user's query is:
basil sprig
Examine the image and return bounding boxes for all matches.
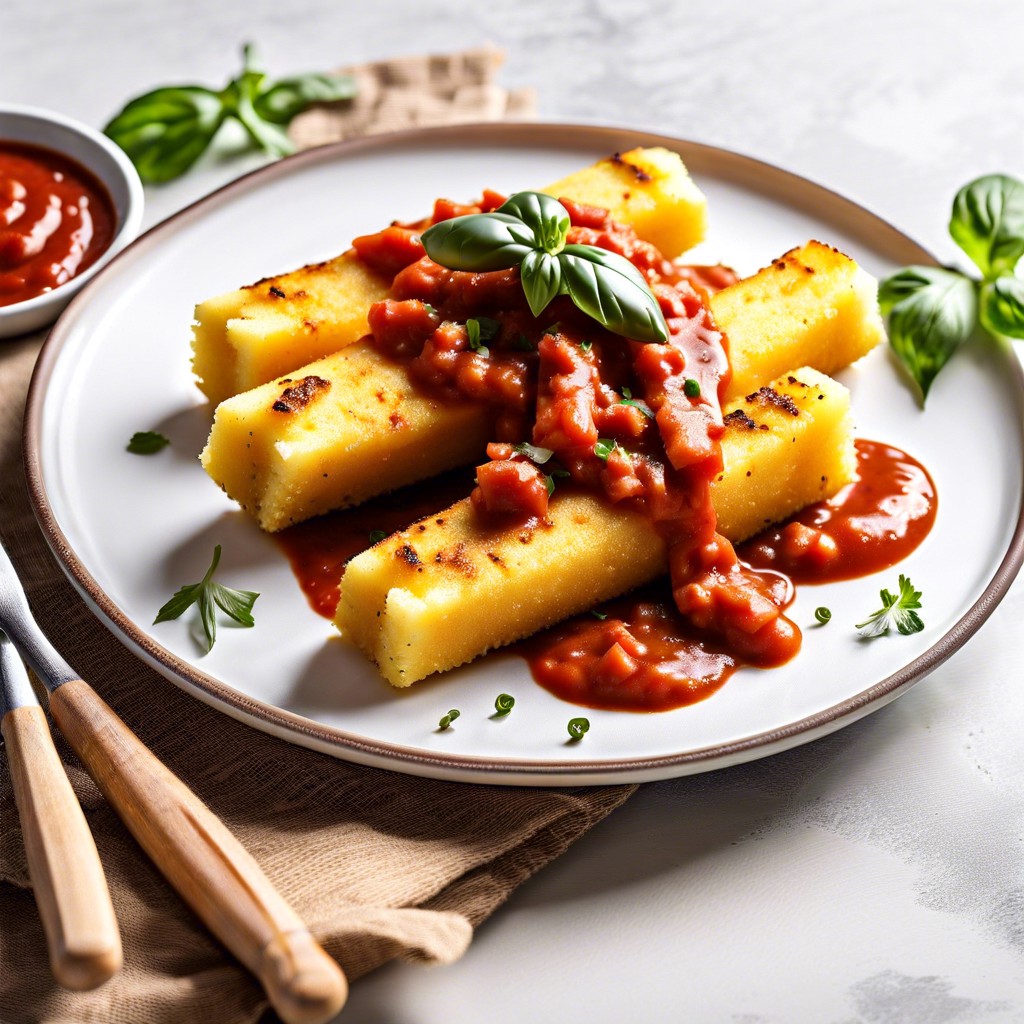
[881,174,1024,403]
[104,44,355,183]
[421,192,669,343]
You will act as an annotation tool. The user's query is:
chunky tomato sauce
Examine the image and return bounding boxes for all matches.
[0,142,115,307]
[354,194,802,693]
[277,194,937,714]
[740,440,936,583]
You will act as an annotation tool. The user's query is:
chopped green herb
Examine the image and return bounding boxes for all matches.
[683,378,701,398]
[856,574,924,638]
[567,717,590,741]
[814,606,832,625]
[423,302,438,316]
[591,610,608,620]
[543,466,570,497]
[153,545,258,653]
[593,438,617,461]
[465,318,490,357]
[515,333,535,351]
[543,322,562,336]
[438,709,461,730]
[579,340,592,354]
[619,387,654,419]
[127,430,170,454]
[368,529,388,545]
[494,693,515,716]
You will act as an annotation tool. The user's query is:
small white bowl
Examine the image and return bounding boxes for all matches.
[0,104,144,338]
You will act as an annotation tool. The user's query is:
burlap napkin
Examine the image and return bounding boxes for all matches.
[0,48,634,1024]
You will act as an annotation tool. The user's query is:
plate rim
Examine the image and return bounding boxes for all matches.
[23,120,1024,784]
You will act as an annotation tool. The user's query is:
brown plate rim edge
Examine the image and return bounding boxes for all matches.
[23,121,1024,783]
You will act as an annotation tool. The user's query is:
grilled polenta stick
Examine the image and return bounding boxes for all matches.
[201,242,882,532]
[192,254,391,408]
[335,368,854,687]
[191,147,708,405]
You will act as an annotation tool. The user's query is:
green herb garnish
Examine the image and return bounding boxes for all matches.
[543,466,570,497]
[856,575,924,638]
[127,430,170,454]
[880,174,1024,403]
[814,606,832,625]
[368,529,388,545]
[593,438,617,461]
[591,610,608,620]
[438,709,461,730]
[465,317,492,357]
[153,545,258,653]
[567,717,590,741]
[104,44,356,183]
[494,693,515,716]
[683,378,701,399]
[421,192,668,343]
[619,387,654,419]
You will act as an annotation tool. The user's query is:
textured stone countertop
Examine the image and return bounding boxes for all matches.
[5,2,1024,1021]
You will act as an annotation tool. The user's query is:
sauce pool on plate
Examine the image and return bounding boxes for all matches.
[0,141,116,307]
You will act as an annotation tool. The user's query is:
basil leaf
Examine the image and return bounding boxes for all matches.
[557,244,669,343]
[950,174,1024,278]
[227,73,295,157]
[253,73,356,124]
[498,192,570,254]
[520,250,563,317]
[979,275,1024,339]
[877,266,950,313]
[881,266,976,401]
[421,213,537,271]
[104,86,227,183]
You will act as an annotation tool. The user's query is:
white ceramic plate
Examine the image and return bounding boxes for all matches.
[26,124,1024,785]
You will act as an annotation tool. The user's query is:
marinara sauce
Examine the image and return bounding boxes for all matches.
[279,190,937,714]
[739,439,936,582]
[0,141,115,307]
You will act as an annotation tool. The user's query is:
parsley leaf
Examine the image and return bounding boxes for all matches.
[855,574,924,638]
[154,545,259,653]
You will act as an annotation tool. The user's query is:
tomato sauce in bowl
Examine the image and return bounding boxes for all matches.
[0,141,116,308]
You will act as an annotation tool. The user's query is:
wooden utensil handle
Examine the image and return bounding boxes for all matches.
[2,703,122,990]
[49,679,348,1024]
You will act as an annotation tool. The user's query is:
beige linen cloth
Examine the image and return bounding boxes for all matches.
[0,48,635,1024]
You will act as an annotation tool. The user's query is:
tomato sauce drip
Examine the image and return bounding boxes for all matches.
[274,470,474,618]
[519,572,793,712]
[0,142,115,307]
[739,440,937,583]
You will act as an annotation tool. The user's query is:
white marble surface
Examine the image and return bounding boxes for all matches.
[5,1,1024,1021]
